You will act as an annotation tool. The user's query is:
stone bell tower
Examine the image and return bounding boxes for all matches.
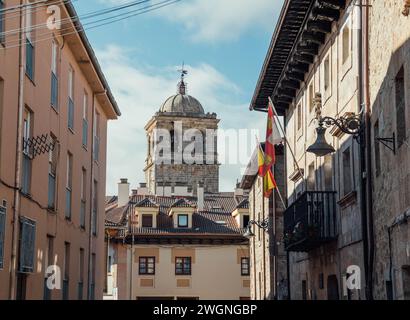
[144,69,220,195]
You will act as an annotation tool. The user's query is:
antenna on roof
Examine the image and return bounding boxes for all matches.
[177,62,188,95]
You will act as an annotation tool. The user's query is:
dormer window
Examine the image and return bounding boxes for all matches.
[178,214,189,228]
[141,214,153,228]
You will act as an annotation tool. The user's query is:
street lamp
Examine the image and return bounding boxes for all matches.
[243,219,269,239]
[307,94,362,157]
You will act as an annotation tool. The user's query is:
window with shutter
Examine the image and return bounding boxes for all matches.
[0,205,6,269]
[19,217,36,273]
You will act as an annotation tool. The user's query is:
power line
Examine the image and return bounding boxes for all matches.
[1,0,77,23]
[1,0,151,38]
[1,0,182,50]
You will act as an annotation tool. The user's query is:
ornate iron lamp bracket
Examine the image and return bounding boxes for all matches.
[249,219,269,231]
[319,114,363,143]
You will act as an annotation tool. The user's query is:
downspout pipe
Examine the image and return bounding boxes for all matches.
[87,93,96,299]
[363,0,375,300]
[9,0,25,300]
[358,0,374,300]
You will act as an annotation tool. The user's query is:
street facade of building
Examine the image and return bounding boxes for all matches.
[250,0,367,300]
[0,1,120,300]
[368,0,410,300]
[240,144,288,300]
[105,183,250,300]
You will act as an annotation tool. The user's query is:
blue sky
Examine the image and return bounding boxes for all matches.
[73,0,283,194]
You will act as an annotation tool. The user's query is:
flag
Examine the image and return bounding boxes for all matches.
[258,143,277,198]
[263,169,277,198]
[261,99,282,176]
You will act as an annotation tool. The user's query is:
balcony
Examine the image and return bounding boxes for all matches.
[284,191,337,252]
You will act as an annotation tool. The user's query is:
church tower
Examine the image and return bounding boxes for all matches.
[144,69,220,195]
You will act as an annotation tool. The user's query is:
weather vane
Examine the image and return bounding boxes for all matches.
[177,62,188,94]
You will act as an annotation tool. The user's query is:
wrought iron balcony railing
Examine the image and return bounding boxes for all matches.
[284,191,337,252]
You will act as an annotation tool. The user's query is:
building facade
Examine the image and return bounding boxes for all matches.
[144,77,220,195]
[368,0,410,300]
[0,1,120,300]
[105,182,251,300]
[240,144,288,300]
[250,0,367,300]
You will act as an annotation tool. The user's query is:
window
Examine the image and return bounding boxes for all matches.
[0,79,3,171]
[90,253,96,300]
[342,147,353,195]
[25,3,35,80]
[82,92,88,147]
[395,67,406,148]
[324,55,330,93]
[78,248,84,300]
[63,242,70,300]
[93,111,100,161]
[19,217,36,273]
[342,23,350,64]
[22,108,33,195]
[175,257,191,275]
[141,214,153,228]
[0,1,5,43]
[80,168,86,229]
[323,155,333,191]
[243,215,250,228]
[308,83,314,113]
[297,103,302,131]
[68,67,74,130]
[43,235,53,300]
[65,152,73,219]
[241,257,250,276]
[139,257,155,275]
[307,162,316,191]
[374,120,381,177]
[48,134,57,209]
[177,214,188,228]
[402,266,410,300]
[92,180,98,236]
[0,205,6,269]
[51,40,58,109]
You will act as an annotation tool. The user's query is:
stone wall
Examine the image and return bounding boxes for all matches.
[368,0,410,300]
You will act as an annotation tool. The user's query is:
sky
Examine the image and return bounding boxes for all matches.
[72,0,284,195]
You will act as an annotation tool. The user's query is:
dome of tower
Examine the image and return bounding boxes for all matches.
[159,78,205,115]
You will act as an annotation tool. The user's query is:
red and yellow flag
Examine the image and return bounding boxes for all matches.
[260,99,282,176]
[258,143,277,198]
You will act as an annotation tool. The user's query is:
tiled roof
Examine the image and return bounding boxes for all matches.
[134,198,158,208]
[105,193,249,238]
[236,199,249,209]
[170,198,195,208]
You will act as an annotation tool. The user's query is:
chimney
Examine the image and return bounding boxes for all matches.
[234,181,244,197]
[197,183,204,211]
[137,183,148,196]
[117,178,130,207]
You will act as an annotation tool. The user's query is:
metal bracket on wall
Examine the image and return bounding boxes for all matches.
[376,133,396,154]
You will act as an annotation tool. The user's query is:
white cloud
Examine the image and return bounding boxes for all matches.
[160,0,281,43]
[98,0,283,43]
[97,45,265,195]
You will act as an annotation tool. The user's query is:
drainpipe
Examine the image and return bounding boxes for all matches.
[9,1,26,300]
[358,0,374,300]
[363,0,375,300]
[87,93,96,299]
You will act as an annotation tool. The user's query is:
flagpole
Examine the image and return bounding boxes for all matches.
[268,97,306,191]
